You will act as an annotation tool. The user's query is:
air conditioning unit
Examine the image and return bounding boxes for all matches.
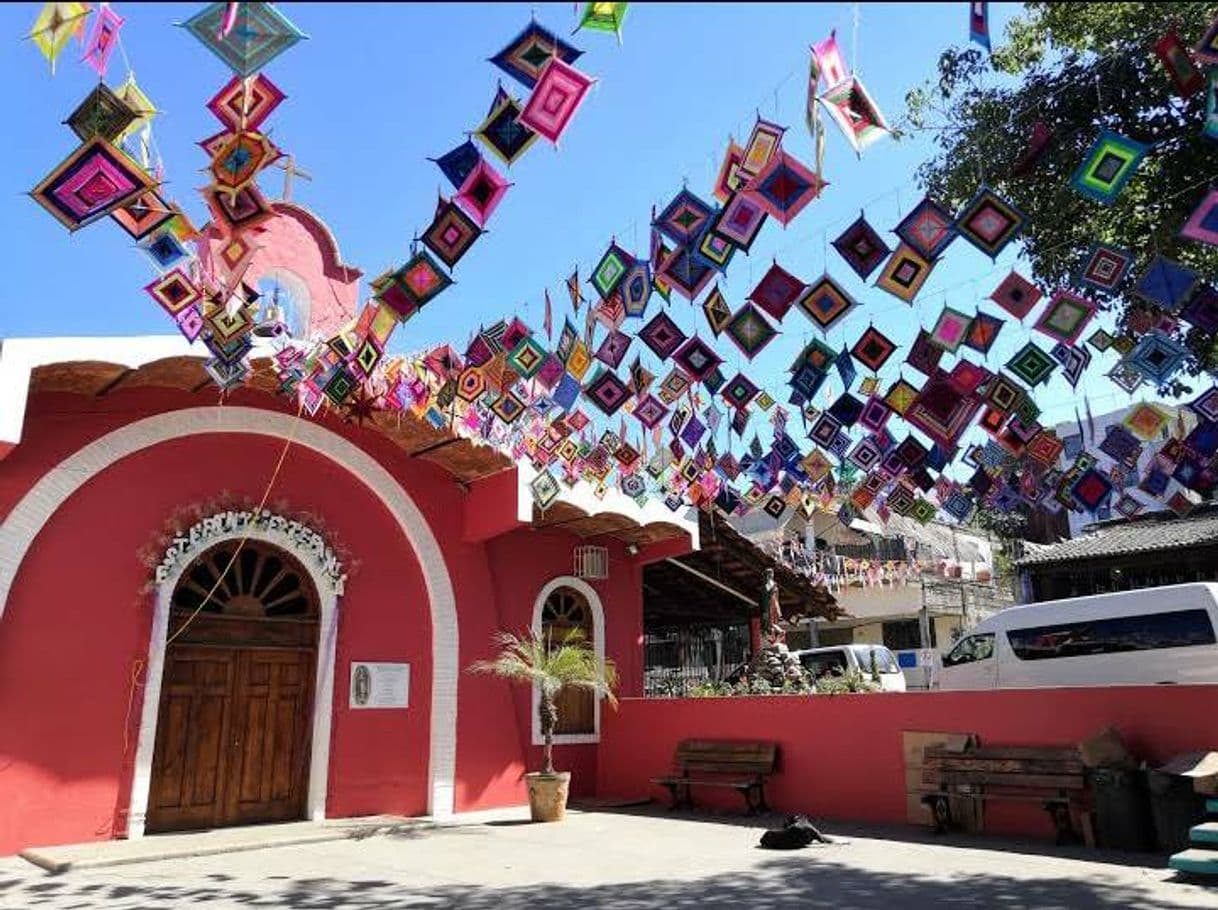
[573,545,609,580]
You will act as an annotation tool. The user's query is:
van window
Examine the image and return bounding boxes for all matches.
[852,645,899,674]
[1007,608,1216,661]
[799,650,848,679]
[942,633,995,667]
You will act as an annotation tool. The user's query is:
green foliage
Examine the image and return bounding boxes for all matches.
[905,2,1218,391]
[469,628,619,703]
[686,668,879,697]
[814,669,882,695]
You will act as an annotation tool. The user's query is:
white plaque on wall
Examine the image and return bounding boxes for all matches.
[349,662,410,709]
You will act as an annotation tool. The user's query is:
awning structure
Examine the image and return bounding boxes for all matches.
[644,510,839,629]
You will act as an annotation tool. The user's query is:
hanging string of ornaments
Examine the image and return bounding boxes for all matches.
[23,1,1218,533]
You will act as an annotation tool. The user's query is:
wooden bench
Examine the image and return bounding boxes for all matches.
[920,744,1088,844]
[651,739,777,814]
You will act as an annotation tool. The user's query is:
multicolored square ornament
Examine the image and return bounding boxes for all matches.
[963,310,1004,354]
[796,274,856,331]
[591,242,632,299]
[475,87,538,166]
[673,336,723,382]
[851,326,897,371]
[725,303,778,360]
[490,21,583,90]
[1181,284,1218,333]
[1071,131,1149,205]
[928,306,973,353]
[582,369,631,416]
[955,186,1024,258]
[748,262,806,321]
[906,329,944,376]
[1188,386,1218,423]
[884,378,921,416]
[654,188,714,246]
[31,135,155,232]
[989,271,1042,320]
[875,243,933,303]
[1180,188,1218,247]
[1034,290,1098,345]
[702,286,732,337]
[711,190,768,251]
[832,214,890,280]
[895,196,956,259]
[454,157,511,227]
[1133,256,1199,312]
[1078,243,1133,291]
[1125,331,1189,386]
[1006,342,1056,386]
[422,197,482,269]
[518,57,595,144]
[746,150,826,226]
[638,311,687,359]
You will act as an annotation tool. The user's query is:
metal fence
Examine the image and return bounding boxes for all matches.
[643,624,752,697]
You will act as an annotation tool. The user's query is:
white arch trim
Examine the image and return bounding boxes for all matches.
[530,576,606,746]
[0,406,458,823]
[131,526,341,838]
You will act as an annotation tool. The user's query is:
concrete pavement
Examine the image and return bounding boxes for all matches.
[1,808,1215,909]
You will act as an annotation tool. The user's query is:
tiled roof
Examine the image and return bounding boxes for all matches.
[1016,511,1218,566]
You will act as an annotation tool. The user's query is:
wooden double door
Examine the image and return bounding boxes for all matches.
[146,541,319,834]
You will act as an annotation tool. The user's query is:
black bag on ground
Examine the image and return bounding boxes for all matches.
[759,815,828,849]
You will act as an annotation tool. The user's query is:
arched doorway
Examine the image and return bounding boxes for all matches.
[541,586,595,736]
[145,540,319,833]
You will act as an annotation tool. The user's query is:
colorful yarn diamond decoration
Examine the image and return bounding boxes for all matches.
[905,372,983,449]
[746,150,826,226]
[655,245,715,301]
[475,87,538,166]
[832,214,890,280]
[928,307,973,353]
[1189,387,1218,423]
[875,243,933,303]
[673,336,724,382]
[577,2,628,38]
[697,225,736,272]
[1126,331,1189,386]
[722,372,759,410]
[430,140,481,190]
[1077,243,1133,291]
[209,130,281,197]
[638,311,687,360]
[1133,256,1199,312]
[202,183,275,236]
[984,373,1025,413]
[1124,402,1170,441]
[1070,131,1148,205]
[819,76,890,155]
[955,186,1024,258]
[1034,290,1097,345]
[905,329,943,376]
[963,310,1004,354]
[518,57,595,145]
[421,196,483,269]
[1050,343,1091,388]
[1155,29,1204,97]
[711,190,768,252]
[28,2,91,74]
[492,390,528,424]
[455,156,511,227]
[111,190,173,240]
[594,329,631,368]
[591,242,632,298]
[1006,342,1056,386]
[851,326,897,371]
[713,140,747,202]
[618,260,652,317]
[31,136,155,232]
[749,262,806,321]
[1108,361,1145,394]
[382,249,453,319]
[1087,328,1115,352]
[145,268,201,316]
[725,303,778,361]
[490,20,583,89]
[206,74,285,132]
[885,379,920,416]
[1180,188,1218,247]
[895,196,957,260]
[989,271,1042,320]
[183,2,307,77]
[702,287,732,338]
[632,393,669,429]
[796,274,856,331]
[741,117,786,178]
[65,83,138,142]
[583,369,631,416]
[654,188,714,246]
[1181,285,1218,334]
[1072,468,1114,513]
[530,467,561,510]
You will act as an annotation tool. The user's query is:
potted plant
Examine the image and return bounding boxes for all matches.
[469,628,618,822]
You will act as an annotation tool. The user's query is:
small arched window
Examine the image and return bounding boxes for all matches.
[541,586,594,735]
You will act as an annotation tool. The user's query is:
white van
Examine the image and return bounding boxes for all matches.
[936,583,1218,690]
[794,645,907,692]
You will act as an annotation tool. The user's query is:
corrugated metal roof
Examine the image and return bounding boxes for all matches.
[1016,511,1218,566]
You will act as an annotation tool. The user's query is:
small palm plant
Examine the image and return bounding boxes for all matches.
[470,628,618,775]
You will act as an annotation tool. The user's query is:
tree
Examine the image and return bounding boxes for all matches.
[905,2,1218,393]
[469,628,618,775]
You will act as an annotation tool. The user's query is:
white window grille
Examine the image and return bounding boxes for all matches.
[573,545,609,580]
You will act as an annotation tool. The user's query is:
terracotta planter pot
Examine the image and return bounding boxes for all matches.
[525,771,571,822]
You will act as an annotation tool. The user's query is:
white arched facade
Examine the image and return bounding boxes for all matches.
[0,406,459,823]
[530,576,606,746]
[131,525,342,838]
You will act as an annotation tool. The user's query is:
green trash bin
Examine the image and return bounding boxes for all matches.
[1147,769,1208,854]
[1092,768,1155,852]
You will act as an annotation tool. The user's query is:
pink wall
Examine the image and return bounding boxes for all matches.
[0,388,662,854]
[597,688,1218,839]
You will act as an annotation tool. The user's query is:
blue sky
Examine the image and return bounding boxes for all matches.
[4,2,1151,437]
